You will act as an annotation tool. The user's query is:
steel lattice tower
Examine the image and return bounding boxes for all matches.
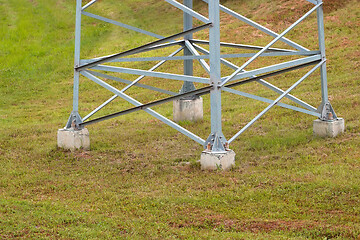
[58,0,344,170]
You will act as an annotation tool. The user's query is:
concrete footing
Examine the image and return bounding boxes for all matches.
[57,128,90,151]
[313,118,345,138]
[173,97,203,122]
[200,150,235,171]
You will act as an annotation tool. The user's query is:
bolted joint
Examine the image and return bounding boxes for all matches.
[65,111,84,130]
[74,64,80,71]
[204,133,229,153]
[317,101,338,121]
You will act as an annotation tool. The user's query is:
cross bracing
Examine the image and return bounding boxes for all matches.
[65,0,338,153]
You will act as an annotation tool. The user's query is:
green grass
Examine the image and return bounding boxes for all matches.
[0,0,359,239]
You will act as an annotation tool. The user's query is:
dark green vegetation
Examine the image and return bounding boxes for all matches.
[0,0,359,238]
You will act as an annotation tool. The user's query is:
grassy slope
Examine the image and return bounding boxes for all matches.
[0,0,359,239]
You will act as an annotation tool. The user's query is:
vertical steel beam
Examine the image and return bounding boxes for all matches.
[180,0,196,94]
[66,0,83,128]
[316,0,338,120]
[316,0,328,104]
[207,0,226,152]
[73,0,82,112]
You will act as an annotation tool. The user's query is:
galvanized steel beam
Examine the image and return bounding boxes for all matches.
[316,0,328,104]
[191,39,295,53]
[82,11,164,39]
[201,0,310,51]
[80,50,320,64]
[82,47,183,122]
[180,0,197,96]
[164,0,210,23]
[66,0,83,129]
[206,0,227,152]
[79,61,320,129]
[81,71,206,145]
[222,87,320,117]
[82,0,97,11]
[229,60,325,144]
[76,23,212,71]
[306,0,317,5]
[90,65,209,84]
[192,43,318,112]
[224,55,322,82]
[185,40,210,74]
[86,71,177,96]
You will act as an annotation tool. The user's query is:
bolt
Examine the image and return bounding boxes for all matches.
[328,112,334,120]
[71,120,76,129]
[211,139,214,142]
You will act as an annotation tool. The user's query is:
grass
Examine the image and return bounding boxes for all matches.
[0,0,359,239]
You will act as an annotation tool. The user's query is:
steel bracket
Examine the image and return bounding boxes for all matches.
[65,111,83,130]
[317,101,337,121]
[205,133,228,153]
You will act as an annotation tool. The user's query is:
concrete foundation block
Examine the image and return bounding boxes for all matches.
[173,97,203,122]
[313,118,345,138]
[57,128,90,151]
[200,150,235,171]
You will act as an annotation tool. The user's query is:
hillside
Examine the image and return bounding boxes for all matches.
[0,0,359,238]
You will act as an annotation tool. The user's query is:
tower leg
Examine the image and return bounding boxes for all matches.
[173,0,203,123]
[313,0,344,138]
[200,0,235,170]
[58,0,90,150]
